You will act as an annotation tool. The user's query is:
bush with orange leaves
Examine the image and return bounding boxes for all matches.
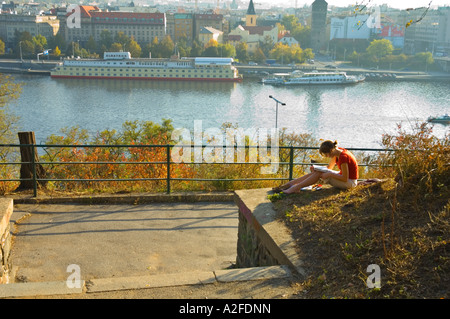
[40,121,323,193]
[378,121,449,195]
[42,120,195,193]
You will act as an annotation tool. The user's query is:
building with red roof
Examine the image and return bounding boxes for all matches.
[228,1,278,52]
[62,5,166,46]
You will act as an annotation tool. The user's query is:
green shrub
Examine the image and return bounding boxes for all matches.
[378,122,449,195]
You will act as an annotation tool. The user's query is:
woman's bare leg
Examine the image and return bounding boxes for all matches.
[283,171,322,194]
[274,172,316,191]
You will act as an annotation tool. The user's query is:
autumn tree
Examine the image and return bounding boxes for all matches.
[99,30,113,49]
[366,39,393,59]
[66,41,82,57]
[176,36,191,57]
[280,14,311,48]
[142,42,152,58]
[86,36,97,53]
[253,47,266,64]
[281,15,299,32]
[128,37,142,58]
[32,34,47,53]
[0,75,22,194]
[48,32,66,53]
[259,35,274,56]
[110,43,123,52]
[14,31,34,57]
[159,35,175,58]
[235,42,249,63]
[53,46,61,57]
[149,37,159,57]
[115,31,130,49]
[143,36,173,58]
[190,40,203,57]
[269,42,304,64]
[302,48,314,61]
[20,40,35,56]
[411,52,434,71]
[203,39,219,56]
[220,43,236,58]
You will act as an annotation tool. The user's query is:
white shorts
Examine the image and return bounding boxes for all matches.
[319,169,358,190]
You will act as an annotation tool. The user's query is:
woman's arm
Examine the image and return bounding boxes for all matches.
[322,163,349,182]
[327,156,337,170]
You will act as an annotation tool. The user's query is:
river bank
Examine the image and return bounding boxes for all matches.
[1,58,450,82]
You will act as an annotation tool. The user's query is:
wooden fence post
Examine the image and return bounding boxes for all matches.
[17,132,46,192]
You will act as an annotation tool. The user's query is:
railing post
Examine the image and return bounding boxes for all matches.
[289,146,294,181]
[31,145,37,197]
[166,144,171,194]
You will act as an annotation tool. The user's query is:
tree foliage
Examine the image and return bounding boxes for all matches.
[0,75,22,194]
[366,39,394,59]
[269,42,307,63]
[280,14,311,48]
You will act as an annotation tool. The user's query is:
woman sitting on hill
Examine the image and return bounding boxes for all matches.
[273,140,359,194]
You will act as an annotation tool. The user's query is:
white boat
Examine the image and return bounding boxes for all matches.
[261,70,365,85]
[51,52,242,82]
[260,73,290,85]
[428,114,450,125]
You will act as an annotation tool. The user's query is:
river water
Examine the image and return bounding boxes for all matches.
[8,74,450,149]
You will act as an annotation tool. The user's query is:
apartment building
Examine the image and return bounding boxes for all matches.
[193,13,225,41]
[166,12,227,45]
[404,7,450,55]
[198,26,223,46]
[173,13,194,43]
[60,6,166,46]
[0,14,59,46]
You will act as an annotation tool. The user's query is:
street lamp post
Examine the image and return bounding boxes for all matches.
[19,41,23,64]
[37,49,52,62]
[269,95,286,129]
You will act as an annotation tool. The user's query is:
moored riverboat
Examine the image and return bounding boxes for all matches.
[428,114,450,125]
[51,52,242,82]
[261,70,365,85]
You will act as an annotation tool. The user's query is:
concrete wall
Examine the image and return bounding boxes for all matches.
[234,189,306,278]
[0,199,13,284]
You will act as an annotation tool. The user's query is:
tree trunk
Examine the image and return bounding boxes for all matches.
[17,132,46,190]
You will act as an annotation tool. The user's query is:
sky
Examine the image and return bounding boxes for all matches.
[254,0,450,10]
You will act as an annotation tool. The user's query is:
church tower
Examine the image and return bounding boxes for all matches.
[246,0,257,27]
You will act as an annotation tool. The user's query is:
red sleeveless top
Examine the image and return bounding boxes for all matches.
[336,148,359,180]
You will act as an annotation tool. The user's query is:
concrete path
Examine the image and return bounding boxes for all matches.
[9,202,239,284]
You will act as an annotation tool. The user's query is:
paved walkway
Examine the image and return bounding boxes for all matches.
[2,199,300,299]
[9,202,239,283]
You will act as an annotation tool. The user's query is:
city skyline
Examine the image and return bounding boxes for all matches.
[253,0,449,10]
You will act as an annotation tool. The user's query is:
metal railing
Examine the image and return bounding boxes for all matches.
[0,143,389,197]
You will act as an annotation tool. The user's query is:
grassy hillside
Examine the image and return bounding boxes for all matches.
[271,178,448,299]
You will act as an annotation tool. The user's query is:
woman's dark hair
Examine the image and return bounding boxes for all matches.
[319,140,338,156]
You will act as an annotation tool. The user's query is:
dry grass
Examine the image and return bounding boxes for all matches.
[271,179,449,299]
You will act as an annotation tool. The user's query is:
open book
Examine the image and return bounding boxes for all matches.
[312,165,332,173]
